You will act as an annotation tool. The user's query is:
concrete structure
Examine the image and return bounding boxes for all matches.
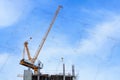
[32,74,74,80]
[24,65,76,80]
[24,70,32,80]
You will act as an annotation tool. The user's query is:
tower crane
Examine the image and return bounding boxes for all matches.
[20,5,62,74]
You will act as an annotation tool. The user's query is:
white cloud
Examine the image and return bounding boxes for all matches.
[0,0,33,27]
[76,16,120,57]
[0,53,9,64]
[0,53,24,80]
[76,65,120,80]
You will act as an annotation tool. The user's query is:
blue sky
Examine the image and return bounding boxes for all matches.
[1,0,120,80]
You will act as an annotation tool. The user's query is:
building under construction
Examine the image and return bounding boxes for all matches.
[19,5,76,80]
[23,64,76,80]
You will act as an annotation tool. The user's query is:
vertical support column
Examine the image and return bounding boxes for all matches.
[37,74,40,80]
[63,63,65,80]
[72,65,75,80]
[62,57,65,80]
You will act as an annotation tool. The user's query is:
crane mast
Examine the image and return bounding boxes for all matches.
[20,5,62,74]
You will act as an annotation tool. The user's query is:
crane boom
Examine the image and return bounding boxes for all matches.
[32,5,62,63]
